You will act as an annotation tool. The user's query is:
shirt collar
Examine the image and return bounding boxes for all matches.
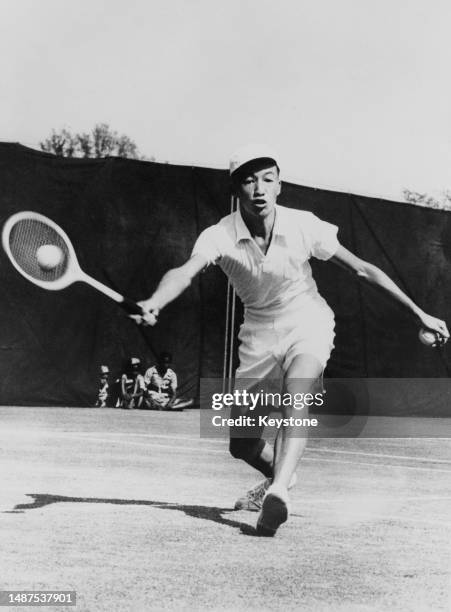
[234,207,251,243]
[234,204,289,243]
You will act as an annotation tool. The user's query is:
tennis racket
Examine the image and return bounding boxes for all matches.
[2,210,145,316]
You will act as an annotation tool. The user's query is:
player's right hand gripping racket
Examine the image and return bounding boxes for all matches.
[2,211,145,316]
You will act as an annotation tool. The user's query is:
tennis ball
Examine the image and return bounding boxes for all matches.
[36,244,63,270]
[418,328,438,347]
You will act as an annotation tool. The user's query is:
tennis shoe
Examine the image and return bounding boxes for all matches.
[234,478,270,511]
[256,484,289,537]
[234,472,297,512]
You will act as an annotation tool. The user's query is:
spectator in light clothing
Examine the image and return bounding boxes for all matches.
[95,365,110,407]
[144,352,177,410]
[119,357,146,409]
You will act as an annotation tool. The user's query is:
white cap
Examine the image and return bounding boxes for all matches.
[229,144,279,176]
[130,357,141,366]
[100,365,109,374]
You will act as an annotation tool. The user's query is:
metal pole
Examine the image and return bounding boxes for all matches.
[227,281,237,393]
[222,193,237,394]
[226,195,239,393]
[222,280,232,395]
[222,194,238,394]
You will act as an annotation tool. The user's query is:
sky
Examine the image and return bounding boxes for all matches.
[1,0,450,201]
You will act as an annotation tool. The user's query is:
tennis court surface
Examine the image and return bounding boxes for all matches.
[1,407,450,611]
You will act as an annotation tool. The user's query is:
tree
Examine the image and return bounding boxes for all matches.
[40,128,77,158]
[40,123,148,160]
[403,189,451,212]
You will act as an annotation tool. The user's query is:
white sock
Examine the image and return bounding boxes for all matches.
[266,483,290,505]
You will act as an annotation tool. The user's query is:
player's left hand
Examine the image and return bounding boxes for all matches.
[418,313,449,346]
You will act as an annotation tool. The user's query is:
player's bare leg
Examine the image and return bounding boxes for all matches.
[231,363,308,511]
[273,353,322,487]
[257,353,323,535]
[232,436,298,511]
[232,439,273,510]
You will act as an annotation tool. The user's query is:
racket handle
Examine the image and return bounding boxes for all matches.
[120,298,144,315]
[78,272,148,318]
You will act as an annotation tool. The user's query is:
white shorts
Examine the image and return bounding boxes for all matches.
[235,300,335,384]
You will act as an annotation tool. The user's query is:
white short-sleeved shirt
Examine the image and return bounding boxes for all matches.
[144,367,177,393]
[191,204,339,317]
[121,373,146,392]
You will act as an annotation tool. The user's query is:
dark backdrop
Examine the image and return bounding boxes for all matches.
[1,143,450,409]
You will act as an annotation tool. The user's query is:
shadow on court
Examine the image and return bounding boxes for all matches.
[5,493,264,535]
[1,407,450,611]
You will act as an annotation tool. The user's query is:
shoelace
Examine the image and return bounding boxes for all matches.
[248,480,269,501]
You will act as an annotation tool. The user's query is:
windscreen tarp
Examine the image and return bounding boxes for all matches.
[0,143,450,412]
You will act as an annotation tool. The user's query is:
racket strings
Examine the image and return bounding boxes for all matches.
[8,219,70,281]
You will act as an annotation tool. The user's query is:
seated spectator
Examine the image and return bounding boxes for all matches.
[144,352,178,410]
[119,357,146,410]
[95,365,110,407]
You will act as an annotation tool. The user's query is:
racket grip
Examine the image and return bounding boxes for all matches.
[120,298,144,315]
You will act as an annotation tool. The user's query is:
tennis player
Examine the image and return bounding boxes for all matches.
[132,144,449,536]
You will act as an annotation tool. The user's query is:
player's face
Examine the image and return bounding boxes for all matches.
[235,165,281,219]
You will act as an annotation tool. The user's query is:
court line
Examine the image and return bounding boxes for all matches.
[70,434,451,474]
[53,431,451,465]
[4,432,451,527]
[4,429,451,466]
[75,436,224,454]
[306,447,451,465]
[292,456,451,474]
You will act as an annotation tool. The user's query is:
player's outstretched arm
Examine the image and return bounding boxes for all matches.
[330,244,449,344]
[132,254,208,326]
